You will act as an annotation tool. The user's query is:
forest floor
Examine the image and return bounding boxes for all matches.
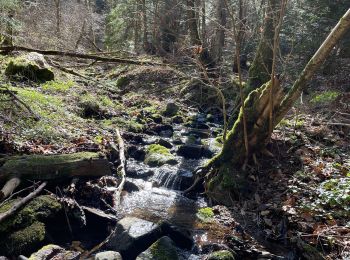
[0,52,349,259]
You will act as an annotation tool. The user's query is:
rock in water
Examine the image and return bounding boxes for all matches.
[5,52,54,82]
[95,251,122,260]
[106,217,162,259]
[137,236,179,260]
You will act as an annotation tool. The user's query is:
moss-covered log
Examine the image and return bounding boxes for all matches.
[0,152,111,182]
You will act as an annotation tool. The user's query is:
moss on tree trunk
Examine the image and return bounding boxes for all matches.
[204,8,350,205]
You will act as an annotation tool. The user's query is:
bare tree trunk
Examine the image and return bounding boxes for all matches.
[201,0,206,45]
[202,8,350,205]
[209,0,227,64]
[187,0,201,45]
[247,0,278,91]
[54,0,61,35]
[142,0,148,49]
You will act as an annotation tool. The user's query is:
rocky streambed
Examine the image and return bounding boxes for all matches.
[0,107,289,259]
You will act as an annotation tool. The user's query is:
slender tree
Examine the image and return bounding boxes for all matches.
[195,8,350,205]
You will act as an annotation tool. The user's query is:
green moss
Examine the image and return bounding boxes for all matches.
[197,207,214,222]
[147,144,171,155]
[144,144,177,167]
[0,195,62,233]
[311,91,340,104]
[5,56,54,82]
[150,237,178,260]
[1,221,46,255]
[207,250,235,260]
[42,80,74,93]
[116,76,129,88]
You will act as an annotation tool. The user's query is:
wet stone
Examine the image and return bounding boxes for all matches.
[94,251,122,260]
[177,144,203,159]
[126,162,154,179]
[128,145,146,161]
[156,138,173,149]
[107,217,162,259]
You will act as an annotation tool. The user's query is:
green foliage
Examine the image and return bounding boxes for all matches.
[197,207,214,222]
[105,0,138,50]
[310,91,340,104]
[42,80,74,93]
[317,178,350,214]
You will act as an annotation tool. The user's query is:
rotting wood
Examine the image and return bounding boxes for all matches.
[0,177,20,201]
[0,152,111,182]
[0,45,162,66]
[0,181,47,224]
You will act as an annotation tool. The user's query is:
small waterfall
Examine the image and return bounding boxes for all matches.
[152,167,193,190]
[153,168,182,190]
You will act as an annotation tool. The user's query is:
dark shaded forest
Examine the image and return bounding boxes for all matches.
[0,0,349,259]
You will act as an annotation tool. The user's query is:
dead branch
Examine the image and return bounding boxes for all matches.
[0,45,162,66]
[0,181,47,224]
[0,87,40,121]
[113,129,126,208]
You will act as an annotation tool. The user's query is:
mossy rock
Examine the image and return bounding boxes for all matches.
[162,102,179,117]
[0,195,62,233]
[144,144,178,167]
[29,244,81,260]
[207,250,235,260]
[116,76,130,88]
[0,221,46,256]
[138,236,178,260]
[5,52,54,82]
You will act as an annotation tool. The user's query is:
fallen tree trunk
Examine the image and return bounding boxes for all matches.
[0,152,111,183]
[203,8,350,205]
[0,45,162,66]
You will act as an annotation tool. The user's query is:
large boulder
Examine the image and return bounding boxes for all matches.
[137,236,178,260]
[5,52,54,82]
[106,217,162,259]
